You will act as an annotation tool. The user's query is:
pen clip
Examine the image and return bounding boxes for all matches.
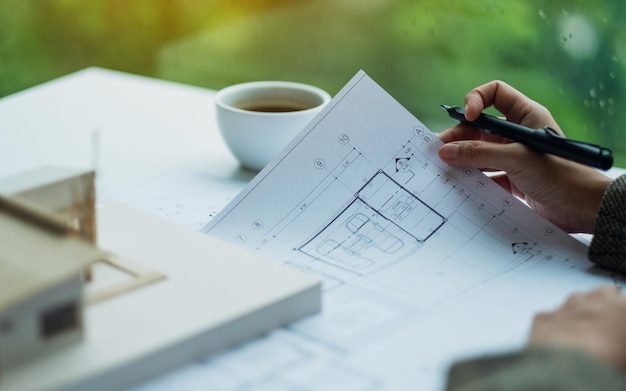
[543,126,609,150]
[543,126,562,137]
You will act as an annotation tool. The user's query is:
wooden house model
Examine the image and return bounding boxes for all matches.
[0,168,104,380]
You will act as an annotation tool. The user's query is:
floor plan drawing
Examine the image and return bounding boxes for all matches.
[299,168,447,275]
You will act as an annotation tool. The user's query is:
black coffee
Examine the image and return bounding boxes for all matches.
[238,103,310,112]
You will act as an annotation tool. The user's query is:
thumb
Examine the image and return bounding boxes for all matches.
[438,140,525,171]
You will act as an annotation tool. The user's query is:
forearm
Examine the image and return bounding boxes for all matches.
[446,348,626,391]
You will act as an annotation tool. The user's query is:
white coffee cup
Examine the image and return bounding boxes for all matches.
[215,81,331,171]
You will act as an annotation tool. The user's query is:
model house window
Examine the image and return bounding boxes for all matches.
[40,302,79,340]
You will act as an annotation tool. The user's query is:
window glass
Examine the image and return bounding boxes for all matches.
[1,0,623,165]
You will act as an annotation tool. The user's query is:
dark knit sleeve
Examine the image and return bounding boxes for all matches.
[446,348,626,391]
[588,175,626,273]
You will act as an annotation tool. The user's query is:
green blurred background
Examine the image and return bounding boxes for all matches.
[1,0,624,165]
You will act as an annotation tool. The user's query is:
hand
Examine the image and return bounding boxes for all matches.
[530,286,626,372]
[438,80,612,233]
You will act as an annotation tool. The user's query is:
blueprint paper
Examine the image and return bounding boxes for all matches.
[107,168,246,230]
[136,71,621,391]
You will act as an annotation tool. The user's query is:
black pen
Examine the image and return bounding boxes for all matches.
[440,105,613,170]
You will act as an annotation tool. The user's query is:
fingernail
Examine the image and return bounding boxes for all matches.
[439,143,460,160]
[464,104,469,119]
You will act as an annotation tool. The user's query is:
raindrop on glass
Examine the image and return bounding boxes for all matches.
[538,9,546,19]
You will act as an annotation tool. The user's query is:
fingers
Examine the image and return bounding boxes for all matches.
[532,285,621,338]
[590,285,622,298]
[438,139,532,173]
[463,80,560,131]
[438,123,512,145]
[464,80,524,121]
[439,79,562,167]
[529,285,626,371]
[564,285,621,309]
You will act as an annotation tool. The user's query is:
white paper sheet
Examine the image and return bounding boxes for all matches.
[107,168,246,230]
[131,71,623,391]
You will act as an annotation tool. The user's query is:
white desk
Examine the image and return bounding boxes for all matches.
[0,67,256,198]
[3,68,625,391]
